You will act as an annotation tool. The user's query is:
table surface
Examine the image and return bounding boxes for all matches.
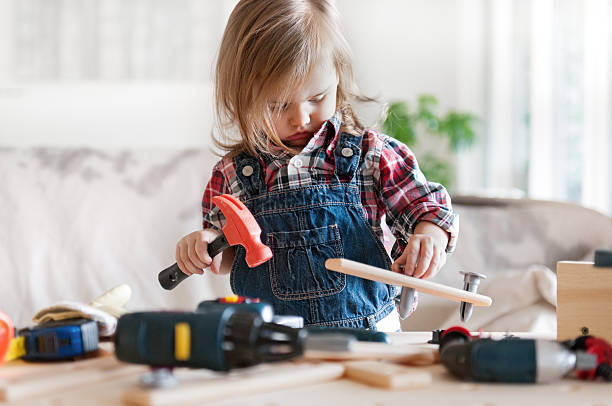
[2,332,612,406]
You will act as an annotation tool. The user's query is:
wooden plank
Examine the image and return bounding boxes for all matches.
[557,261,612,342]
[325,258,492,306]
[343,360,432,389]
[303,341,439,365]
[122,362,345,406]
[0,355,145,402]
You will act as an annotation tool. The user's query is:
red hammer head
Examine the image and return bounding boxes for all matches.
[212,194,272,268]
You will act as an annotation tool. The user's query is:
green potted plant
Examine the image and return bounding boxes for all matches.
[381,94,477,191]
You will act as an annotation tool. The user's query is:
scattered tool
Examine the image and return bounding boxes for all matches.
[2,316,99,363]
[0,310,15,365]
[197,295,306,328]
[305,326,389,343]
[438,326,599,383]
[325,259,492,317]
[594,248,612,267]
[19,318,99,361]
[396,268,488,321]
[459,270,486,322]
[158,194,273,290]
[563,334,612,381]
[196,295,275,322]
[114,309,306,371]
[114,308,400,380]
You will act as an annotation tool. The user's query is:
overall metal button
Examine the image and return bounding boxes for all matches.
[341,147,354,157]
[242,165,254,177]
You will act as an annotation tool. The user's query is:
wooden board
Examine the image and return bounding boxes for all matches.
[303,341,439,366]
[557,261,612,342]
[326,258,492,306]
[343,360,432,389]
[121,361,345,406]
[0,355,145,402]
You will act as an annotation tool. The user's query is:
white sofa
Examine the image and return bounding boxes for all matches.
[2,147,611,333]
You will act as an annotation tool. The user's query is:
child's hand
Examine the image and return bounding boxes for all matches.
[391,222,449,279]
[176,229,223,275]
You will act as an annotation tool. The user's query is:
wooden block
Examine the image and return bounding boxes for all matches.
[557,261,612,342]
[303,341,439,365]
[325,258,492,306]
[344,360,432,389]
[121,361,344,406]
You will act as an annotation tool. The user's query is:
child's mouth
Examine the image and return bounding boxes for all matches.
[287,131,313,141]
[285,132,313,146]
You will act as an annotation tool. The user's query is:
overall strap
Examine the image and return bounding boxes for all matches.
[234,152,265,197]
[334,131,363,181]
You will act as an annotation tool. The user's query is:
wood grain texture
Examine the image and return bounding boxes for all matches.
[122,362,345,406]
[303,341,439,365]
[343,360,432,389]
[556,261,612,342]
[0,355,145,402]
[326,258,492,306]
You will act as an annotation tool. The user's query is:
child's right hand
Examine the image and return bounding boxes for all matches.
[176,229,223,275]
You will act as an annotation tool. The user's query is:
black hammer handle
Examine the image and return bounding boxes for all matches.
[158,233,230,290]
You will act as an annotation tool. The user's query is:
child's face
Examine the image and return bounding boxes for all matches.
[268,62,339,149]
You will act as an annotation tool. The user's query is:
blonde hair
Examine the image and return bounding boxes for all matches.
[213,0,372,156]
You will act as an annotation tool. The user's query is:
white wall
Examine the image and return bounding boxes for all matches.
[0,0,479,150]
[0,83,214,148]
[339,0,461,108]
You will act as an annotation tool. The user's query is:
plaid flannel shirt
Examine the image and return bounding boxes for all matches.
[202,114,458,258]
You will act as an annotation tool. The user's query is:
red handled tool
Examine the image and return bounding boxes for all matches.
[568,335,612,381]
[159,194,273,290]
[0,310,14,365]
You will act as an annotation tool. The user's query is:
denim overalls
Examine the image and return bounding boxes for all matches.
[230,132,398,329]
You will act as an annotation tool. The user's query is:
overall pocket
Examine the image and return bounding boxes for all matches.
[267,224,345,300]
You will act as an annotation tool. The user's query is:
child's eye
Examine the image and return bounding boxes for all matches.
[269,103,288,113]
[309,95,325,104]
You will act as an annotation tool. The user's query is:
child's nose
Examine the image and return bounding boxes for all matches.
[289,104,310,128]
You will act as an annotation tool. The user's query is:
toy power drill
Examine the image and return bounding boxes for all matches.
[114,307,305,371]
[158,194,273,290]
[196,296,388,342]
[562,335,612,381]
[196,295,275,323]
[437,326,603,383]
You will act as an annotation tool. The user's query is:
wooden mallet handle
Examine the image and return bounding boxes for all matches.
[325,258,492,306]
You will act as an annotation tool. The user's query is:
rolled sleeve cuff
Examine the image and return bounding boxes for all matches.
[390,204,459,258]
[202,208,225,233]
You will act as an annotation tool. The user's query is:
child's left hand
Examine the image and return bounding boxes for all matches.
[391,221,449,279]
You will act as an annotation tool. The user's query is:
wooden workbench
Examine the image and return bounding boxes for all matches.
[2,332,611,406]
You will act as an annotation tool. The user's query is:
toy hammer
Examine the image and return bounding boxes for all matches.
[325,258,492,317]
[158,194,273,290]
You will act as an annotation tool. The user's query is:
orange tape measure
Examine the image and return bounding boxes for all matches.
[0,310,15,366]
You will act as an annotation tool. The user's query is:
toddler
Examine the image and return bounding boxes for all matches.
[175,0,458,331]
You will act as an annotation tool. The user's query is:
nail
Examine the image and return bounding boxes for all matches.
[459,270,486,322]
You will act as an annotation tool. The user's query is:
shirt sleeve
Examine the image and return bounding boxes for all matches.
[377,136,459,258]
[202,164,232,231]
